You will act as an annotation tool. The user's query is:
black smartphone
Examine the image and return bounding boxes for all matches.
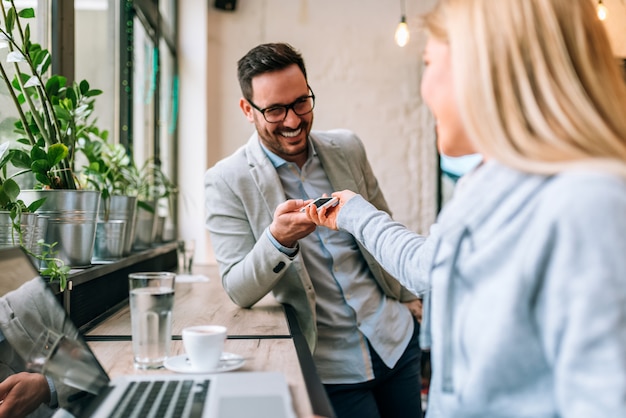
[299,197,339,213]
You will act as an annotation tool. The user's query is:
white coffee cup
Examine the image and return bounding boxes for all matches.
[182,325,227,372]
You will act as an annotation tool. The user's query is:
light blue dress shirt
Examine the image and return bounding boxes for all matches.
[261,141,413,384]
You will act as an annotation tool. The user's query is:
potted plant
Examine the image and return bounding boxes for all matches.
[0,142,70,289]
[129,158,177,249]
[0,142,41,249]
[80,137,138,259]
[0,1,102,267]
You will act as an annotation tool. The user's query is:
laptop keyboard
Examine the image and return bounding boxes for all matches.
[109,379,210,418]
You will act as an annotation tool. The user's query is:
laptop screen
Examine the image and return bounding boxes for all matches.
[0,247,110,410]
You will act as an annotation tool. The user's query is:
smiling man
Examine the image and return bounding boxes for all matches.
[204,43,423,418]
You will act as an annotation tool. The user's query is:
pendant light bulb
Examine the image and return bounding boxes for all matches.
[597,0,608,21]
[395,16,410,47]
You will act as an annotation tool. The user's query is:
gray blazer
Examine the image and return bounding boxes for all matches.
[204,129,417,350]
[0,278,79,416]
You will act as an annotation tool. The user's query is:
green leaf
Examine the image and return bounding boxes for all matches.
[18,8,35,19]
[9,149,31,169]
[6,8,15,33]
[24,24,30,46]
[32,159,51,173]
[137,200,155,213]
[37,50,51,74]
[79,79,90,95]
[85,89,103,98]
[2,179,20,202]
[35,172,50,186]
[53,105,71,121]
[30,146,47,162]
[27,197,46,213]
[65,87,77,108]
[47,143,69,166]
[46,76,60,97]
[0,189,10,208]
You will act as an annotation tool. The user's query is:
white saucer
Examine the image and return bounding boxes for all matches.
[164,352,245,374]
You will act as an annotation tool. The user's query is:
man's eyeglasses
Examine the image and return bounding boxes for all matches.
[247,88,315,123]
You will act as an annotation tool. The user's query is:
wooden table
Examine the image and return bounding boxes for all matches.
[84,264,334,418]
[86,265,290,337]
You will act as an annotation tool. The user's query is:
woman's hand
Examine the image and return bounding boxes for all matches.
[305,190,356,230]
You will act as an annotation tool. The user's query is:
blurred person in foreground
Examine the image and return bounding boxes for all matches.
[204,43,423,418]
[305,0,626,416]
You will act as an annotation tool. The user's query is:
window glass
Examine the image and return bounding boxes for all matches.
[159,38,177,240]
[132,16,155,167]
[159,0,176,43]
[74,0,117,142]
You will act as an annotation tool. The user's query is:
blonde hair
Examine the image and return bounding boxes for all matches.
[424,0,626,176]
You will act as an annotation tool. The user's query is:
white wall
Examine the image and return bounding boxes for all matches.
[180,0,626,265]
[180,0,438,265]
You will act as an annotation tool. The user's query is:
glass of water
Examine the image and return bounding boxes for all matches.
[26,329,109,395]
[129,272,176,369]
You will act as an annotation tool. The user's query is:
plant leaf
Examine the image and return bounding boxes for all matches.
[35,172,50,186]
[27,197,46,213]
[18,8,35,19]
[6,51,25,63]
[32,159,51,173]
[24,75,40,88]
[2,178,20,202]
[85,89,103,98]
[79,79,90,95]
[46,75,60,96]
[30,146,47,162]
[10,149,31,169]
[6,8,15,33]
[47,143,69,166]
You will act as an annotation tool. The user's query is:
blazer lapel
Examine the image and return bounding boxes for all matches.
[311,133,360,192]
[245,133,288,218]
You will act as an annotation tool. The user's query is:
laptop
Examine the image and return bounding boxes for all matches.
[0,246,297,418]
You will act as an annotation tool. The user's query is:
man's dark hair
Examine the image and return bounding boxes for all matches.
[237,43,308,101]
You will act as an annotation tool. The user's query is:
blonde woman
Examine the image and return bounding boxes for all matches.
[303,0,626,416]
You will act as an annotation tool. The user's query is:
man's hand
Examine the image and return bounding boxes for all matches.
[269,199,317,247]
[0,372,51,418]
[306,190,357,230]
[403,299,423,323]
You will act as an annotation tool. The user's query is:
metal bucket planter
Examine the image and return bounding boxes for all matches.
[132,200,156,250]
[0,211,37,249]
[20,190,101,268]
[29,215,48,268]
[92,220,127,261]
[98,195,137,256]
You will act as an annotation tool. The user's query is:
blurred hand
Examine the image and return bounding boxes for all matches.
[269,199,317,247]
[403,299,423,323]
[306,190,357,230]
[0,372,51,418]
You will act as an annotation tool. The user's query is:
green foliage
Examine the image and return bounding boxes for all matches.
[80,138,138,220]
[0,1,103,189]
[132,158,177,214]
[37,241,70,291]
[0,142,44,214]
